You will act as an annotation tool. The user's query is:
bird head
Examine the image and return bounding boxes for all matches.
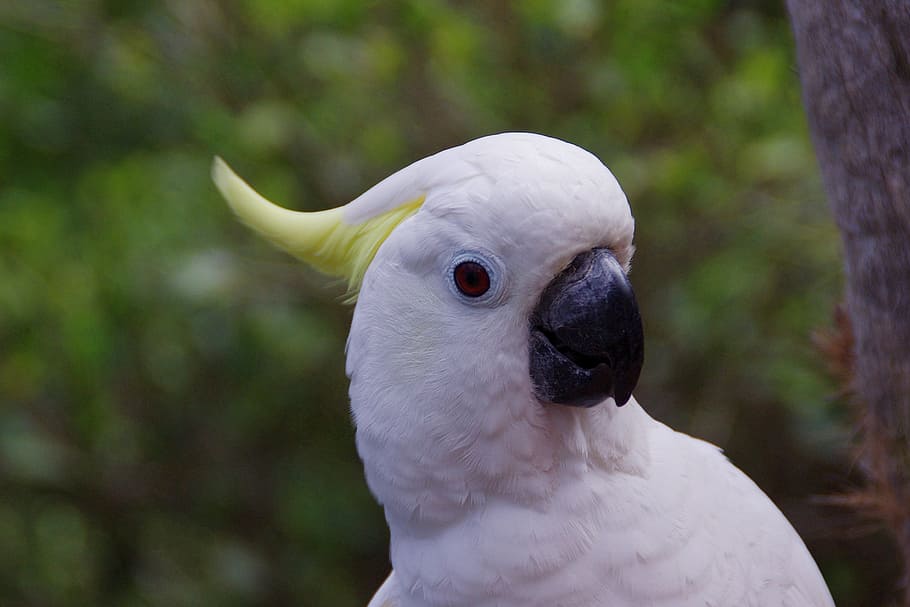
[214,133,644,517]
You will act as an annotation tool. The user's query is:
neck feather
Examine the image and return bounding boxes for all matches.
[355,395,652,533]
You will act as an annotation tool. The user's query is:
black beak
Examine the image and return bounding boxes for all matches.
[529,248,644,408]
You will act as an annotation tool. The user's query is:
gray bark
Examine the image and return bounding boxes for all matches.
[787,1,910,602]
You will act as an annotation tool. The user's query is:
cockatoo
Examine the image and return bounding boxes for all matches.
[213,133,835,607]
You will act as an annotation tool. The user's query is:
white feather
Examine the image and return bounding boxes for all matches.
[343,133,833,606]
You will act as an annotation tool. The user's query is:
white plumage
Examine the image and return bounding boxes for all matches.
[218,132,835,607]
[350,134,833,607]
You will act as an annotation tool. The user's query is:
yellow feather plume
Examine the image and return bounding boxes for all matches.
[212,157,424,295]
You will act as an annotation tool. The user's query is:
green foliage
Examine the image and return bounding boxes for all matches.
[0,1,898,605]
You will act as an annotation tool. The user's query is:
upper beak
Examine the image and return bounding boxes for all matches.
[529,248,644,407]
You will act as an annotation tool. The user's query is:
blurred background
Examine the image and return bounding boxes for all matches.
[0,0,902,605]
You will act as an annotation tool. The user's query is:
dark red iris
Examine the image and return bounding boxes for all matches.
[453,261,490,297]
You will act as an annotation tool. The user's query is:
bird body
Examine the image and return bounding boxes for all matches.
[214,133,835,607]
[367,401,832,606]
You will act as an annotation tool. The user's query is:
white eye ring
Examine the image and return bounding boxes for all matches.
[446,251,506,306]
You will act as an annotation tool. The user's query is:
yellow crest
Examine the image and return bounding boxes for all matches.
[212,157,425,296]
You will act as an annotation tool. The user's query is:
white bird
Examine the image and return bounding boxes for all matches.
[213,133,835,607]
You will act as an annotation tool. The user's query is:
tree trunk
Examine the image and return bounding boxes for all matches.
[787,1,910,603]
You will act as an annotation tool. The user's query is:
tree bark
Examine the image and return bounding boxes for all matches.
[787,1,910,602]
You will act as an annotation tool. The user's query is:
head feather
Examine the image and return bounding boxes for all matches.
[212,156,424,297]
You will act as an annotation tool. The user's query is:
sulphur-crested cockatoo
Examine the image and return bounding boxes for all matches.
[213,133,834,607]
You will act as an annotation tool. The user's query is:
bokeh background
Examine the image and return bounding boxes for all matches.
[0,1,902,605]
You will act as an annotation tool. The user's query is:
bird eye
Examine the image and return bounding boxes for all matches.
[447,251,505,306]
[453,261,490,297]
